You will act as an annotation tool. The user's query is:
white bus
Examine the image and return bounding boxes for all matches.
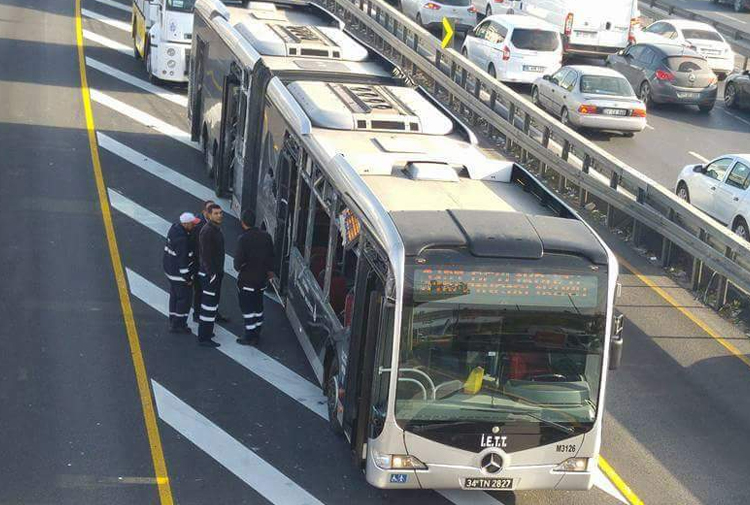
[190,0,624,491]
[477,0,640,57]
[132,0,196,83]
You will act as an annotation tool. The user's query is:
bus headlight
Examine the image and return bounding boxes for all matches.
[373,452,427,470]
[554,457,589,472]
[167,48,176,57]
[167,60,176,68]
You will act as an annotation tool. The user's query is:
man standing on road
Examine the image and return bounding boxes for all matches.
[164,212,201,333]
[234,210,275,346]
[197,203,225,347]
[191,200,213,322]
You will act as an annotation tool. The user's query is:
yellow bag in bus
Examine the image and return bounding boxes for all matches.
[463,366,484,395]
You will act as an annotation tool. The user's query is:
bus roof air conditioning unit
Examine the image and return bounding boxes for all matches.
[403,162,460,182]
[287,82,453,134]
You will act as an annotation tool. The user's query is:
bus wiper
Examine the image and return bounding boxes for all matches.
[409,421,477,432]
[460,406,574,435]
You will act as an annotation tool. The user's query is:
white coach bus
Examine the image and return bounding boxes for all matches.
[189,0,624,491]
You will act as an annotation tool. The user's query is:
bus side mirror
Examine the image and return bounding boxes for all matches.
[609,314,625,371]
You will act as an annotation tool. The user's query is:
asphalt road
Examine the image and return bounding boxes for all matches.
[658,0,750,34]
[3,0,750,504]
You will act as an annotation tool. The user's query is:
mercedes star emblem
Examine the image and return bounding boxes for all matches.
[481,453,504,474]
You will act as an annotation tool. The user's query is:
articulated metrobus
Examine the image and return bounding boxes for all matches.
[190,0,624,491]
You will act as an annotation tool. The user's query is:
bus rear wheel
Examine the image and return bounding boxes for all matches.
[326,362,344,436]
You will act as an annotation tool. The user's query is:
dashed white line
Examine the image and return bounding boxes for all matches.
[82,29,130,55]
[87,57,188,107]
[81,8,130,32]
[92,0,131,12]
[152,380,327,505]
[128,269,327,418]
[90,90,198,150]
[689,151,709,163]
[96,133,234,215]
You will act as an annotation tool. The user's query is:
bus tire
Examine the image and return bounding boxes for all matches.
[326,361,344,436]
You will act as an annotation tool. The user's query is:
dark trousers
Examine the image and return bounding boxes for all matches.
[238,286,264,339]
[192,277,202,321]
[198,272,223,341]
[168,280,191,328]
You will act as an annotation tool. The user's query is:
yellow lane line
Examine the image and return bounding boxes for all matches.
[599,456,645,505]
[75,2,174,504]
[619,257,750,370]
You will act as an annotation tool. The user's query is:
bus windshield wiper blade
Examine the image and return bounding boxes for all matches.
[460,406,574,435]
[409,421,476,432]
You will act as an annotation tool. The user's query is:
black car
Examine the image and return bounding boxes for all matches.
[725,70,750,109]
[606,43,718,113]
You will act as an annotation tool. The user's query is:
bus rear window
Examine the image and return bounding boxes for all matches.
[510,29,560,51]
[665,56,709,73]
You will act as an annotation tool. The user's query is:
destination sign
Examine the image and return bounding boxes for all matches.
[413,268,599,308]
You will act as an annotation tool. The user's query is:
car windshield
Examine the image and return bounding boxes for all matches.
[511,29,560,51]
[681,29,723,42]
[666,56,710,73]
[437,0,471,5]
[395,252,607,431]
[166,0,195,12]
[580,75,635,97]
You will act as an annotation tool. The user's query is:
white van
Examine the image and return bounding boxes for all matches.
[461,14,562,83]
[486,0,640,57]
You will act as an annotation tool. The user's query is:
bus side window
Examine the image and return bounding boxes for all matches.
[293,175,312,262]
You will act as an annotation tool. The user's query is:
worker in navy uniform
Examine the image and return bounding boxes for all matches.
[163,212,200,333]
[190,200,213,322]
[234,210,275,345]
[197,203,225,347]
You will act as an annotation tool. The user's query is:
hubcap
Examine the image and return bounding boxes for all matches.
[678,187,688,201]
[726,85,736,105]
[736,224,748,239]
[641,84,649,102]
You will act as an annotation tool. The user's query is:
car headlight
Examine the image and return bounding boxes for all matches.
[554,457,589,472]
[373,451,427,470]
[167,48,176,57]
[167,60,176,68]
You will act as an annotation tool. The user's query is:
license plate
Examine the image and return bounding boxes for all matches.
[463,478,514,490]
[523,65,545,72]
[677,92,698,99]
[574,30,597,39]
[602,108,627,116]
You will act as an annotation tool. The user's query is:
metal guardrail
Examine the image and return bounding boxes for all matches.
[317,0,750,308]
[639,0,750,68]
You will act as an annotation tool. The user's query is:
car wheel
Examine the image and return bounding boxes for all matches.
[560,107,575,129]
[733,217,749,240]
[531,86,542,108]
[676,182,690,203]
[639,81,652,108]
[725,83,739,109]
[698,102,714,113]
[325,362,344,436]
[488,63,496,79]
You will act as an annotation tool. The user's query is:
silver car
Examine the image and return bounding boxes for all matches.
[531,65,648,137]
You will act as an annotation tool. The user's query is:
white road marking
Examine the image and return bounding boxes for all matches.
[87,57,188,107]
[82,30,130,55]
[593,467,629,504]
[722,109,750,128]
[90,90,199,150]
[689,151,709,163]
[81,8,130,32]
[716,12,746,24]
[644,124,654,130]
[92,0,131,13]
[152,380,326,505]
[127,269,327,418]
[96,133,234,216]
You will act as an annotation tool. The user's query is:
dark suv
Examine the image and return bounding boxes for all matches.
[606,43,718,113]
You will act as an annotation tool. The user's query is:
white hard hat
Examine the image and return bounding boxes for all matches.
[180,212,200,224]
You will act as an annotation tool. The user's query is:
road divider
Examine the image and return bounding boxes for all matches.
[87,57,188,107]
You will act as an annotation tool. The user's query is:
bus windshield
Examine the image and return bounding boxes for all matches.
[395,251,607,433]
[166,0,195,12]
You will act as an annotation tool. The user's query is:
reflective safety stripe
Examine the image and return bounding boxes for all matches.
[241,286,255,292]
[243,312,263,319]
[198,271,206,277]
[179,268,190,274]
[165,274,186,282]
[201,304,218,311]
[169,312,189,317]
[188,251,194,257]
[199,315,216,322]
[245,322,263,330]
[164,246,177,256]
[202,290,216,296]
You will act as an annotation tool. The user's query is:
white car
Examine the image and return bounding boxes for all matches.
[472,0,515,18]
[400,0,477,33]
[676,154,750,239]
[635,19,735,80]
[461,15,562,84]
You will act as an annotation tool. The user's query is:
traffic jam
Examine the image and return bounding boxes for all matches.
[9,0,750,503]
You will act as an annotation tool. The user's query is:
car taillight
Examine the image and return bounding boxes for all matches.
[502,46,510,60]
[468,5,476,12]
[493,0,504,3]
[578,104,598,114]
[424,2,440,9]
[655,69,675,82]
[564,13,574,37]
[631,108,647,117]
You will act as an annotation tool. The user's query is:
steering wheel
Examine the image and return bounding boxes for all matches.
[526,373,569,382]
